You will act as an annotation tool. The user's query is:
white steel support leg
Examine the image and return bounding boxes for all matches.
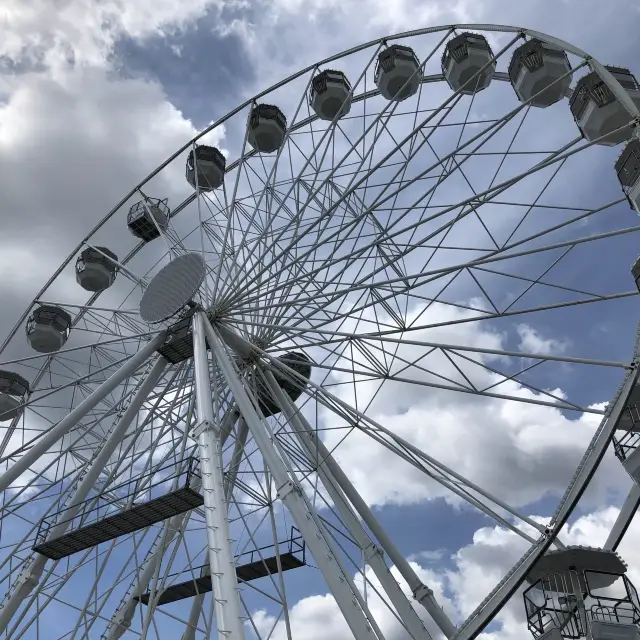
[264,368,457,639]
[0,331,166,496]
[182,418,249,640]
[605,483,640,551]
[0,347,166,634]
[105,407,239,640]
[106,486,203,640]
[192,312,246,640]
[263,370,433,640]
[202,316,380,640]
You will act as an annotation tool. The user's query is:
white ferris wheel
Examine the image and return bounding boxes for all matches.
[2,22,640,640]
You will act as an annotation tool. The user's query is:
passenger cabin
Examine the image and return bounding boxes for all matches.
[310,70,352,121]
[127,198,170,242]
[186,145,226,192]
[26,305,72,353]
[441,32,495,95]
[616,139,640,215]
[375,45,422,102]
[632,255,640,292]
[569,66,640,146]
[508,38,572,108]
[258,351,312,417]
[523,547,640,640]
[0,371,29,422]
[75,246,118,292]
[247,104,287,153]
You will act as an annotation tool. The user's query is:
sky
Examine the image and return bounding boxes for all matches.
[3,0,640,639]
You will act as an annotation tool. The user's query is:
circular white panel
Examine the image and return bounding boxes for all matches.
[140,253,206,324]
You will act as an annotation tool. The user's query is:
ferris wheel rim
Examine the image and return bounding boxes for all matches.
[3,20,637,360]
[1,21,640,640]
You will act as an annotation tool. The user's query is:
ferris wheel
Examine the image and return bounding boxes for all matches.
[2,21,640,640]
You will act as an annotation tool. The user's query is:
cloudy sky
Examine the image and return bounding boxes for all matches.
[3,0,640,639]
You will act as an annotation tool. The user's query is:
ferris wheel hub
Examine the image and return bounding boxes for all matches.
[139,253,206,324]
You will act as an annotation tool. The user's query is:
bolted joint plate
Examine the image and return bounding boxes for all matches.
[363,542,384,562]
[14,569,39,597]
[191,419,219,439]
[276,480,299,501]
[413,583,434,601]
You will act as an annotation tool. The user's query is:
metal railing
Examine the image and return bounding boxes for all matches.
[524,569,640,639]
[33,456,201,547]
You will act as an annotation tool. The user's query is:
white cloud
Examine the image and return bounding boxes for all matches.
[517,324,568,356]
[316,301,627,511]
[448,505,640,640]
[0,64,226,306]
[253,559,456,640]
[1,0,225,70]
[251,505,640,640]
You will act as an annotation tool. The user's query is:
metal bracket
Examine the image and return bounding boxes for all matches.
[191,419,215,439]
[363,542,384,562]
[413,583,434,602]
[276,480,299,501]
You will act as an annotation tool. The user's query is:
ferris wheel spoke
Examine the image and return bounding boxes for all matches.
[219,44,439,309]
[232,126,588,321]
[6,374,193,544]
[363,61,587,242]
[0,357,171,634]
[249,188,378,338]
[8,543,130,640]
[232,214,639,346]
[235,99,516,312]
[0,334,164,508]
[473,251,598,315]
[0,352,157,470]
[0,401,143,520]
[224,286,637,365]
[218,79,327,299]
[236,88,591,318]
[0,328,157,379]
[363,137,584,288]
[251,219,390,338]
[210,126,254,304]
[299,177,415,300]
[224,45,392,295]
[286,363,563,540]
[263,353,564,531]
[5,465,173,639]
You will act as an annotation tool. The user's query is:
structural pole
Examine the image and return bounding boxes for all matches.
[105,408,239,640]
[0,354,167,634]
[202,316,380,640]
[192,312,246,640]
[263,368,433,640]
[181,418,249,640]
[605,483,640,551]
[265,362,456,636]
